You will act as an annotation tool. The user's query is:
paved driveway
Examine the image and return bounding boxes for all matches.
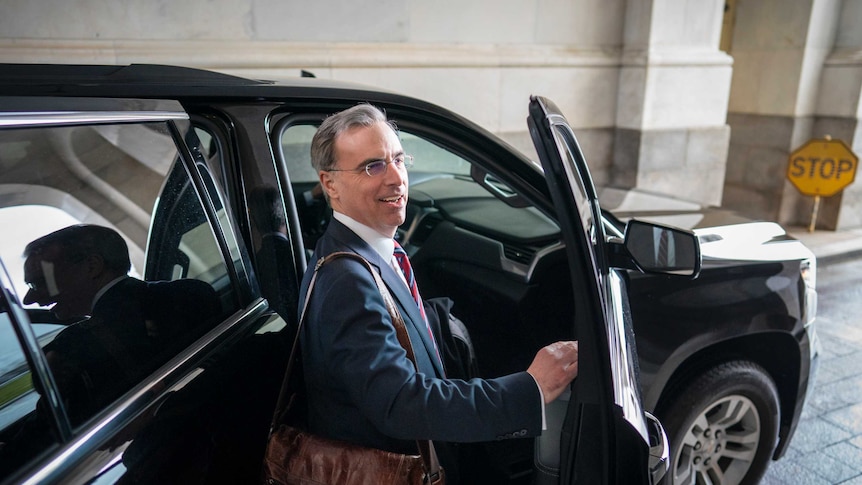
[762,255,862,484]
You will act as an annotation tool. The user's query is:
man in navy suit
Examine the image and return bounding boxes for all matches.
[300,104,579,482]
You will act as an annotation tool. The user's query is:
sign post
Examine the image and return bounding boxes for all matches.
[787,136,859,232]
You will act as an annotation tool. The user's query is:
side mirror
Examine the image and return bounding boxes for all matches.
[624,220,701,278]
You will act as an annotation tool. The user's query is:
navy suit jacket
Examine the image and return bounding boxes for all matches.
[299,219,542,455]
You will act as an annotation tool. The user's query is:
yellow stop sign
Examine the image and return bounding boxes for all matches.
[787,138,858,197]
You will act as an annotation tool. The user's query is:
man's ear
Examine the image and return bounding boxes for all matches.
[82,253,106,278]
[319,171,338,202]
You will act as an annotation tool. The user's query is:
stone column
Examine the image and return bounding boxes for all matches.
[612,0,732,206]
[807,0,862,229]
[723,0,858,229]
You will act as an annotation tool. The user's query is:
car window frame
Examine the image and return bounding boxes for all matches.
[0,97,264,484]
[151,119,251,302]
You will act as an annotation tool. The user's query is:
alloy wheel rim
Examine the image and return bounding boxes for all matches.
[671,394,761,485]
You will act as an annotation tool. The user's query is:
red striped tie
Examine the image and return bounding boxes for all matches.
[393,241,442,367]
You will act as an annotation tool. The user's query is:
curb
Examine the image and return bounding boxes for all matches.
[786,226,862,267]
[816,248,862,267]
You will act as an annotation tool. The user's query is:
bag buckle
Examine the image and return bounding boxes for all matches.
[425,469,445,484]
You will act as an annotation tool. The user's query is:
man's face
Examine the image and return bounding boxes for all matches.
[321,121,408,238]
[23,245,94,320]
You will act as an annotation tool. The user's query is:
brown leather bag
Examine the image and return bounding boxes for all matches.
[263,426,430,485]
[262,252,445,485]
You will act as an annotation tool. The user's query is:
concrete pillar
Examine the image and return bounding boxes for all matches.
[810,0,862,229]
[612,0,732,206]
[723,0,859,229]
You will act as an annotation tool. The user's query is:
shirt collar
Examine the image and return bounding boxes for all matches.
[91,275,130,312]
[332,211,395,261]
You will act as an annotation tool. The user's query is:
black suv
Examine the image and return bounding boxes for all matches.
[0,64,816,485]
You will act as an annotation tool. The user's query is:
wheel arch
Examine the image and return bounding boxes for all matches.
[651,331,802,456]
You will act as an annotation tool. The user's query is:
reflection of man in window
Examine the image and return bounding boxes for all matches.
[22,224,219,424]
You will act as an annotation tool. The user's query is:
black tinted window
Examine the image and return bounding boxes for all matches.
[0,120,228,442]
[0,303,61,477]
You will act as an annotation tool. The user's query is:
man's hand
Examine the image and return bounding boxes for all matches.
[526,341,579,403]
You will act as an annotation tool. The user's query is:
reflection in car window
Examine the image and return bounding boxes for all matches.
[0,120,228,479]
[0,205,91,301]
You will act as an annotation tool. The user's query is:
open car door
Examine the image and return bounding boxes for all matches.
[528,96,670,484]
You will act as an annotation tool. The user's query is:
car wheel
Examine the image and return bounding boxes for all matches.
[660,361,779,485]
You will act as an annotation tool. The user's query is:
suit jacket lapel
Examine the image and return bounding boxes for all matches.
[325,220,445,377]
[377,256,446,378]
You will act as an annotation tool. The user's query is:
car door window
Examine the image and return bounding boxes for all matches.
[0,117,229,448]
[397,131,472,175]
[279,120,508,246]
[282,124,319,183]
[0,293,62,479]
[281,124,472,178]
[145,156,235,306]
[192,120,299,321]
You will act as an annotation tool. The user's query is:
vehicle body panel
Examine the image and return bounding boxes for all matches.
[599,187,818,458]
[0,63,817,483]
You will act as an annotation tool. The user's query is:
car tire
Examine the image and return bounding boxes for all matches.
[660,360,779,485]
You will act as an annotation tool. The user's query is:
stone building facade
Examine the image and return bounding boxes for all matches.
[1,0,860,228]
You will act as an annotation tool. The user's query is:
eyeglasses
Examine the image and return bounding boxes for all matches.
[26,280,45,292]
[326,155,414,177]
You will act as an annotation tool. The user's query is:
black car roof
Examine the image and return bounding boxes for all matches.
[0,63,491,131]
[0,63,421,104]
[0,63,264,85]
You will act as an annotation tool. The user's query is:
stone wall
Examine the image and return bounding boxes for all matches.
[18,0,862,224]
[724,0,862,229]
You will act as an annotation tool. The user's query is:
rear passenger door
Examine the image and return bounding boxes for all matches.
[0,97,286,484]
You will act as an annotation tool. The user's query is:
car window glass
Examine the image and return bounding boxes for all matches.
[0,307,61,476]
[279,120,554,248]
[398,132,471,175]
[191,124,253,283]
[281,124,318,183]
[280,123,474,181]
[147,159,233,292]
[192,123,296,321]
[0,205,97,302]
[193,126,231,197]
[0,121,226,438]
[549,124,604,283]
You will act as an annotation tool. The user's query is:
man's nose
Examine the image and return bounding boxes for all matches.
[383,160,408,185]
